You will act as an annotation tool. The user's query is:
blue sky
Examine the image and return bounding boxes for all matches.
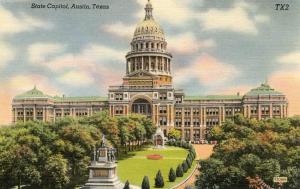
[1,0,300,123]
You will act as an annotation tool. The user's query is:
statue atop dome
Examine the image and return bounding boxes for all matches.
[144,0,153,20]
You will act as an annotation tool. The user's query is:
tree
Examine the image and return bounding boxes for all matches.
[154,170,164,188]
[176,164,183,177]
[186,157,192,168]
[43,154,69,189]
[168,168,176,182]
[238,154,261,177]
[182,160,188,173]
[123,180,130,189]
[168,128,181,140]
[141,176,150,189]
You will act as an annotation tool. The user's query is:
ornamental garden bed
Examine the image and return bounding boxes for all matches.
[146,154,163,160]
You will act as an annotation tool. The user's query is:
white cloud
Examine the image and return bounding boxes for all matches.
[0,5,52,35]
[135,0,198,26]
[102,22,135,38]
[28,42,66,64]
[0,41,15,70]
[168,32,215,54]
[27,43,125,88]
[198,1,269,35]
[5,74,60,95]
[254,15,269,23]
[174,53,240,86]
[58,70,95,86]
[277,51,300,64]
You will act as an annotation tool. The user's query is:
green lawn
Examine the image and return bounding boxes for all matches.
[117,146,196,189]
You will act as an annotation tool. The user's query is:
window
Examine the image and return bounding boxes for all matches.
[206,108,219,115]
[273,106,280,114]
[184,108,191,116]
[175,109,182,116]
[175,118,182,127]
[262,106,269,115]
[159,117,167,126]
[193,118,200,126]
[184,119,191,127]
[115,93,123,101]
[115,106,123,115]
[175,97,182,104]
[159,106,167,114]
[225,108,232,116]
[206,118,219,126]
[159,93,167,100]
[251,106,257,114]
[193,108,200,115]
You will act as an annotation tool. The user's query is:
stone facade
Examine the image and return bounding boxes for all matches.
[11,1,288,141]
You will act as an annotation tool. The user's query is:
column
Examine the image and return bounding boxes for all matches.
[61,108,64,117]
[167,104,170,126]
[270,104,273,118]
[135,58,138,71]
[156,105,159,127]
[23,107,26,122]
[258,104,262,120]
[170,104,174,127]
[247,105,251,118]
[280,104,283,118]
[156,56,158,71]
[53,108,56,121]
[243,105,247,118]
[181,107,184,139]
[190,107,193,141]
[33,106,36,121]
[218,106,222,124]
[152,104,156,123]
[222,106,225,122]
[43,107,46,122]
[141,56,144,71]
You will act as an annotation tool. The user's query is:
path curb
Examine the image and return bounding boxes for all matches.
[170,161,199,189]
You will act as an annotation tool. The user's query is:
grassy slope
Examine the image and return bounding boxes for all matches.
[117,146,196,189]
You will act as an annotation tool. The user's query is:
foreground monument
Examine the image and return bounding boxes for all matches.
[82,136,123,189]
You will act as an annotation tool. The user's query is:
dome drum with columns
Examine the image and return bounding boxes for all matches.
[125,0,172,86]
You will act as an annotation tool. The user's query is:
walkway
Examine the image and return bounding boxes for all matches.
[174,144,214,189]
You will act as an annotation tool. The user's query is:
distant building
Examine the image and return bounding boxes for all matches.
[12,1,288,141]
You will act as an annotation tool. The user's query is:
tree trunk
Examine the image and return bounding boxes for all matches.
[18,176,21,189]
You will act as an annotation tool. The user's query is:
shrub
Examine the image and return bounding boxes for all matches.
[142,176,150,189]
[155,170,164,188]
[186,157,192,168]
[123,180,130,189]
[182,160,188,173]
[168,167,176,182]
[176,164,183,177]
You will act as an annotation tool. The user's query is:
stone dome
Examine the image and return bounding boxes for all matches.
[133,19,165,40]
[133,0,165,41]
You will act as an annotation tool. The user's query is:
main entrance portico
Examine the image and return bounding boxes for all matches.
[131,98,152,117]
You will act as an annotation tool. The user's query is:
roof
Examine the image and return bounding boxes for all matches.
[184,95,242,101]
[14,86,108,102]
[245,83,283,96]
[14,86,51,99]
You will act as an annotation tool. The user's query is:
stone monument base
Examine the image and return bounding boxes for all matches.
[81,161,124,189]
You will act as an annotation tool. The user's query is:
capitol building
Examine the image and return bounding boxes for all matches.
[12,1,288,141]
